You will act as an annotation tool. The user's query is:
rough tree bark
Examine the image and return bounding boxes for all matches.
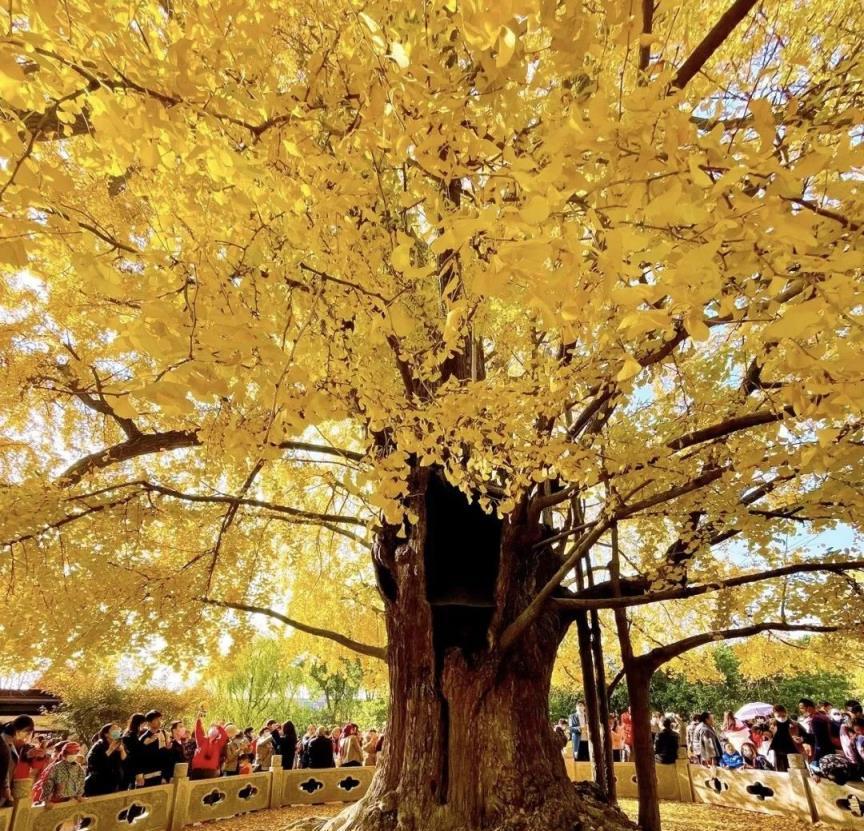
[290,469,634,831]
[622,666,659,831]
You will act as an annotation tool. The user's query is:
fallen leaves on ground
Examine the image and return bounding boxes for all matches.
[210,799,817,831]
[619,799,815,831]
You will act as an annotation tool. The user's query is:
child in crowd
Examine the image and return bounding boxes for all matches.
[740,741,774,770]
[720,741,745,770]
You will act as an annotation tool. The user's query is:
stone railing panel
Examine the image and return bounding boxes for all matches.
[566,759,683,801]
[8,757,864,831]
[184,772,271,824]
[806,777,864,828]
[30,785,173,831]
[283,767,374,805]
[689,765,806,818]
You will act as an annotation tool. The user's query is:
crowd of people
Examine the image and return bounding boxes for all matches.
[0,712,385,807]
[554,697,864,785]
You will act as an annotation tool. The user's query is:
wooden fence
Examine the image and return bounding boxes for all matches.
[7,752,864,831]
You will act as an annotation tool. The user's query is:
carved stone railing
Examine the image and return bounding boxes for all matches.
[8,752,864,831]
[564,749,864,827]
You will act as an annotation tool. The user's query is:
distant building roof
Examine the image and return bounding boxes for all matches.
[0,689,61,718]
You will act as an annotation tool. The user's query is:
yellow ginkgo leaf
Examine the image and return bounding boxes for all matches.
[496,26,517,68]
[388,303,415,337]
[519,195,550,224]
[616,356,642,382]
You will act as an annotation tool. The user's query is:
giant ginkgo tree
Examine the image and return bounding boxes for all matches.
[3,0,864,829]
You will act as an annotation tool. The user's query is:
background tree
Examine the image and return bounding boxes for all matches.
[306,658,365,725]
[44,671,202,744]
[641,645,859,717]
[206,637,305,729]
[3,1,864,830]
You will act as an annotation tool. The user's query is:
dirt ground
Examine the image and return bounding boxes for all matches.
[210,798,817,831]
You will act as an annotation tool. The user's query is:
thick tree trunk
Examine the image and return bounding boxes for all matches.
[308,471,633,831]
[627,666,661,831]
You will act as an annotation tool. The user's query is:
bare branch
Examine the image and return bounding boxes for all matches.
[2,494,139,548]
[555,558,864,612]
[199,596,387,661]
[643,621,843,668]
[139,481,368,527]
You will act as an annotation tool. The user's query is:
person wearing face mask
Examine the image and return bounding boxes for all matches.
[33,742,85,805]
[767,704,800,772]
[85,724,127,796]
[189,714,228,780]
[164,721,191,782]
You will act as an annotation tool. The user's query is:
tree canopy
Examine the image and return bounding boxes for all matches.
[2,0,864,671]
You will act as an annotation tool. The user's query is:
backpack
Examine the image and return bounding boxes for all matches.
[818,753,854,786]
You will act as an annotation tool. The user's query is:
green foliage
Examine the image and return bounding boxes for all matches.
[352,694,388,729]
[549,686,583,722]
[305,657,365,724]
[45,675,201,742]
[641,647,855,716]
[205,637,304,728]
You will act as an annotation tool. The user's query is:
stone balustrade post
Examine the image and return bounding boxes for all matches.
[787,753,818,822]
[9,778,33,831]
[674,746,693,802]
[269,755,284,810]
[169,762,190,831]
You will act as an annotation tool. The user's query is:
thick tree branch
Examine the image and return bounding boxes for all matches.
[58,428,365,485]
[616,465,728,519]
[199,597,387,661]
[554,558,864,612]
[639,0,655,76]
[607,667,627,699]
[277,440,365,462]
[665,407,792,451]
[671,0,760,90]
[59,430,199,484]
[642,621,843,669]
[499,517,614,652]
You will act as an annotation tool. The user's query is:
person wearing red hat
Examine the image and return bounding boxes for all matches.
[32,742,85,805]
